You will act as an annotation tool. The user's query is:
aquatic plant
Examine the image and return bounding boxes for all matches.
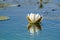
[39,0,43,8]
[0,16,9,21]
[27,13,42,23]
[0,3,21,8]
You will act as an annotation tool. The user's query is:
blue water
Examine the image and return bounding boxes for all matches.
[0,0,60,40]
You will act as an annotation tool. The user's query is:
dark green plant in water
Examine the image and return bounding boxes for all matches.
[39,0,43,8]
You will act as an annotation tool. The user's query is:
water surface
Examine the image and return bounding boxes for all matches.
[0,0,60,40]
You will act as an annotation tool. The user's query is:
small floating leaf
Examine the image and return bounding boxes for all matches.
[0,16,9,21]
[52,9,56,11]
[39,4,43,8]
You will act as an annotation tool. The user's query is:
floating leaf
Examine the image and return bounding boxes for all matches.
[0,16,10,21]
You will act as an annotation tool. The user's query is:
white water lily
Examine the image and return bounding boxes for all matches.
[27,13,42,23]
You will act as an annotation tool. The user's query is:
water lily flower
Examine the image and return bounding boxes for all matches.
[27,13,42,23]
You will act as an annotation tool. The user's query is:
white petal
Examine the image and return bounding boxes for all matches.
[35,14,40,21]
[30,13,35,22]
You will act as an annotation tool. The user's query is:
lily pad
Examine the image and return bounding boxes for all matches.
[0,16,10,21]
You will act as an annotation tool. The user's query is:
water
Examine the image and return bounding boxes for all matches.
[0,0,60,40]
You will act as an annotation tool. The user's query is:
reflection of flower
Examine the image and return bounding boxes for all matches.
[27,23,42,35]
[27,13,42,23]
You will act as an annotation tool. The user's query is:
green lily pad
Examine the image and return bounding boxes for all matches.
[0,16,9,21]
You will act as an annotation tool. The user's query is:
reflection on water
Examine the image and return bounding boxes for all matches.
[27,23,42,35]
